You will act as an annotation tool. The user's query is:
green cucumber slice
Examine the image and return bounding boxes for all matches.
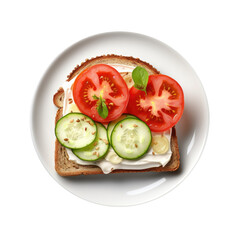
[111,118,152,160]
[72,123,109,161]
[107,114,136,144]
[55,113,97,149]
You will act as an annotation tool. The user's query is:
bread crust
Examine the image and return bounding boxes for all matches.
[65,54,160,82]
[54,55,180,176]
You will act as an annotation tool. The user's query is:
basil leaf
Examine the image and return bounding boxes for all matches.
[97,96,108,119]
[132,66,149,92]
[92,94,99,100]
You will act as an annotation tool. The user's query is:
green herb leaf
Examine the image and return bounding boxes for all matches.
[132,66,149,93]
[97,96,108,119]
[92,94,99,100]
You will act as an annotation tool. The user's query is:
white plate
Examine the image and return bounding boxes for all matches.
[31,32,209,206]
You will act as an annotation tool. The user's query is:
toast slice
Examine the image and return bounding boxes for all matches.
[53,55,180,176]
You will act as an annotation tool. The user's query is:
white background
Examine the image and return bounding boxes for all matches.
[1,0,239,239]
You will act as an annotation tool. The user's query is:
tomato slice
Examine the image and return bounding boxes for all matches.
[127,74,184,132]
[73,64,129,122]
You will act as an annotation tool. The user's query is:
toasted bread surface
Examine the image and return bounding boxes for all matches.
[65,54,160,82]
[54,55,180,176]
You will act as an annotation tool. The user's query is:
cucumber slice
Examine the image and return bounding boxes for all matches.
[72,123,109,161]
[111,118,152,160]
[55,113,97,149]
[107,114,136,144]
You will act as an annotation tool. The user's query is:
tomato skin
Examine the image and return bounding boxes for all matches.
[127,74,184,132]
[73,64,129,123]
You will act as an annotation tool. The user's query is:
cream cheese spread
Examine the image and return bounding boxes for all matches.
[61,64,172,174]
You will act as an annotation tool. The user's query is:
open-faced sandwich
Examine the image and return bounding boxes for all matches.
[53,55,184,176]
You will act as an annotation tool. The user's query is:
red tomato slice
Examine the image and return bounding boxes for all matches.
[73,64,129,122]
[127,74,184,132]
